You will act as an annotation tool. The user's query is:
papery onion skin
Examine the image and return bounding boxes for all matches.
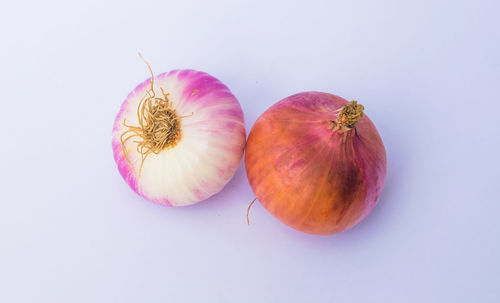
[112,70,246,206]
[245,92,386,235]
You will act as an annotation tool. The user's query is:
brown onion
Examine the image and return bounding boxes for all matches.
[245,92,386,235]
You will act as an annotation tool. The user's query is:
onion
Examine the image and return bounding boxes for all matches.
[112,59,246,206]
[245,92,386,235]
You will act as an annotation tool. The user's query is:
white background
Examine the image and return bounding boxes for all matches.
[1,0,499,302]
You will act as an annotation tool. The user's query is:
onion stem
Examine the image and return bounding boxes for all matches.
[329,101,364,132]
[120,54,182,177]
[246,198,257,226]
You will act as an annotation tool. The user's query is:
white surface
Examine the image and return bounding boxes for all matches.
[1,0,499,302]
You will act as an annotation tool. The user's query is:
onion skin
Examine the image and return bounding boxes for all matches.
[112,70,246,206]
[245,92,386,235]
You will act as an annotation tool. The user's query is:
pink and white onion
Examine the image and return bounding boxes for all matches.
[112,67,246,206]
